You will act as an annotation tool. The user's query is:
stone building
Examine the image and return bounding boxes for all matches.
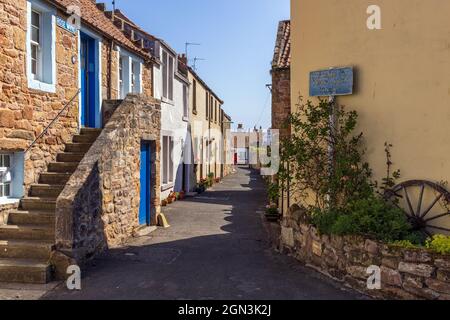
[0,0,161,283]
[187,66,228,186]
[109,9,192,200]
[271,20,291,139]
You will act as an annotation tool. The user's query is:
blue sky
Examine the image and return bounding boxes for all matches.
[113,0,290,130]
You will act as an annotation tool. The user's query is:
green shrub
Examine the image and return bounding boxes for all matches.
[426,235,450,255]
[312,196,416,243]
[391,240,420,249]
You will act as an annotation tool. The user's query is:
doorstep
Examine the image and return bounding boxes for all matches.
[0,281,60,300]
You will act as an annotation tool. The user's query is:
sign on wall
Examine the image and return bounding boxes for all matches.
[56,17,77,34]
[310,67,354,97]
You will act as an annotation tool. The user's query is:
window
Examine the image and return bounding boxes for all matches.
[210,96,213,122]
[183,84,188,119]
[119,56,124,98]
[162,50,174,101]
[0,155,11,198]
[192,80,197,113]
[215,101,218,123]
[206,92,209,120]
[30,10,41,79]
[131,61,137,93]
[27,1,56,92]
[118,52,142,98]
[162,136,174,185]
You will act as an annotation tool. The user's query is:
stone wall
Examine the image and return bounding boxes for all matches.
[271,68,290,139]
[0,2,79,193]
[0,202,18,226]
[54,95,161,267]
[280,205,450,300]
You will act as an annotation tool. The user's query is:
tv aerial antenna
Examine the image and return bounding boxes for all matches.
[185,42,201,57]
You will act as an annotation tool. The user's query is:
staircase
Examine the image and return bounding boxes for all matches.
[0,128,101,284]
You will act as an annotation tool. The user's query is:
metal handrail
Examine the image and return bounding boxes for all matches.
[25,89,81,154]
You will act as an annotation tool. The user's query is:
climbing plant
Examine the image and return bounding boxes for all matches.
[278,98,373,211]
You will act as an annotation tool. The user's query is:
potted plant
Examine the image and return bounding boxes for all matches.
[265,204,280,222]
[179,191,185,200]
[167,196,173,204]
[161,199,167,206]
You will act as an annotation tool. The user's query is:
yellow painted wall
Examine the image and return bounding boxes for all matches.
[291,0,450,185]
[188,70,224,181]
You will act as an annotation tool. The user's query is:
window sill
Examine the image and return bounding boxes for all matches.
[0,198,20,206]
[28,79,56,94]
[182,116,189,122]
[161,97,174,106]
[161,183,174,192]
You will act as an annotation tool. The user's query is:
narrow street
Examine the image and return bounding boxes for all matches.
[43,167,362,300]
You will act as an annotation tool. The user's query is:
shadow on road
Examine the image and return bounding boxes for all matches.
[42,167,364,300]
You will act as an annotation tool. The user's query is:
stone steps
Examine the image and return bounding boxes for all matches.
[57,152,85,163]
[39,172,73,185]
[29,184,65,198]
[0,224,55,241]
[65,143,92,153]
[73,134,98,143]
[0,240,54,259]
[0,127,102,284]
[7,210,55,225]
[0,258,51,284]
[48,162,79,174]
[20,198,56,211]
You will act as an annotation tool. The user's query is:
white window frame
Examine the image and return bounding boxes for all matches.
[26,0,56,93]
[161,49,174,102]
[161,135,174,188]
[117,47,143,99]
[182,84,189,121]
[0,152,24,204]
[0,154,12,199]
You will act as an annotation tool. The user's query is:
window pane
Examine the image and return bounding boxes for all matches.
[32,11,40,28]
[169,138,174,183]
[4,183,10,197]
[162,51,168,98]
[168,57,174,100]
[3,155,10,168]
[31,27,40,44]
[163,136,168,184]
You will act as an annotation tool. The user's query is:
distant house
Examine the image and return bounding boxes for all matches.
[271,20,291,139]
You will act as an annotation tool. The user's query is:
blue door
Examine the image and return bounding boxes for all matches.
[139,142,151,225]
[80,33,97,128]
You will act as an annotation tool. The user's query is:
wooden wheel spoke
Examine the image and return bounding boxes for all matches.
[386,180,450,236]
[416,184,425,217]
[424,212,450,223]
[403,187,415,216]
[426,225,450,232]
[420,193,443,219]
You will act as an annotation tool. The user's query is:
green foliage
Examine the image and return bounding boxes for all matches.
[267,182,280,204]
[266,206,279,216]
[279,98,374,211]
[312,196,415,242]
[391,240,420,249]
[426,235,450,255]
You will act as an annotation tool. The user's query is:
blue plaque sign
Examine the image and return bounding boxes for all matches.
[310,67,354,97]
[56,17,77,34]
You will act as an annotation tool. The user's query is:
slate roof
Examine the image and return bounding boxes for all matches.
[48,0,151,59]
[272,20,291,69]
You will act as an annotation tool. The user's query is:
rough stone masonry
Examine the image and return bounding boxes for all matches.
[53,95,161,274]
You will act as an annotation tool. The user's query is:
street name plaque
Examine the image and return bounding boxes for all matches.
[310,67,354,97]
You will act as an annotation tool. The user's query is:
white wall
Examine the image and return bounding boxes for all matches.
[153,46,190,200]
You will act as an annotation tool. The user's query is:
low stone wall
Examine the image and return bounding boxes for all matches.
[0,202,18,226]
[280,205,450,300]
[54,94,161,270]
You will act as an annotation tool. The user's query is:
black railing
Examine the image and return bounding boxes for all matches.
[25,89,81,154]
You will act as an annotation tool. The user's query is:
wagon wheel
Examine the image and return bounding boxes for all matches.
[384,180,450,237]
